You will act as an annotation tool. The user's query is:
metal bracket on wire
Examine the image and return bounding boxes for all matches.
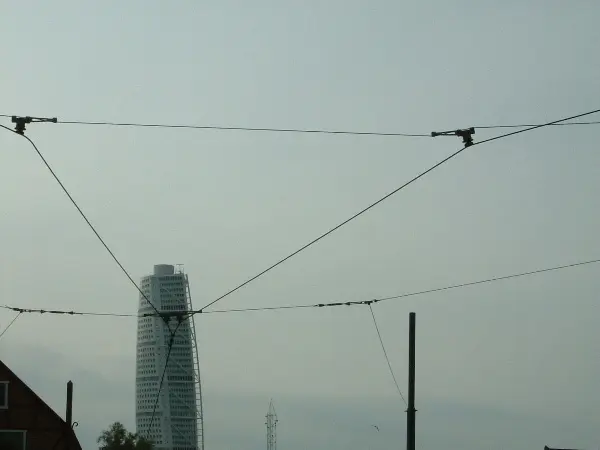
[160,311,189,321]
[431,127,475,147]
[11,116,57,135]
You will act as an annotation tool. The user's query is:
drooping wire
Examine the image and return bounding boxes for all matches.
[147,319,184,436]
[0,312,22,341]
[3,256,598,319]
[368,304,407,406]
[196,108,600,313]
[0,124,163,320]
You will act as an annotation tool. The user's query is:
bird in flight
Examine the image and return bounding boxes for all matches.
[372,425,379,432]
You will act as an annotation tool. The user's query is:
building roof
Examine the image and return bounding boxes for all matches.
[0,359,83,450]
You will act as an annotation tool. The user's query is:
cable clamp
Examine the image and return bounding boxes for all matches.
[11,116,57,135]
[431,127,475,147]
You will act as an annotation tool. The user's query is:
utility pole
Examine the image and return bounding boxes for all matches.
[65,381,73,426]
[65,380,74,450]
[407,312,416,450]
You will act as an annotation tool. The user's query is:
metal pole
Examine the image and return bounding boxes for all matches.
[407,313,416,450]
[66,381,73,426]
[65,380,74,450]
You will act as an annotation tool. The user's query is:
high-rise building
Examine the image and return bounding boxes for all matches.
[135,264,204,450]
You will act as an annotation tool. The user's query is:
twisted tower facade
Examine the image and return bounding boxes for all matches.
[135,264,204,450]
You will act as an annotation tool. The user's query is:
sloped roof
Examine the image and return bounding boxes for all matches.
[0,359,83,450]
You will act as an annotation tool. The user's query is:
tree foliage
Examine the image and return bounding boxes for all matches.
[97,422,153,450]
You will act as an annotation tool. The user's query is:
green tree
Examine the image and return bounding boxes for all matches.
[97,422,153,450]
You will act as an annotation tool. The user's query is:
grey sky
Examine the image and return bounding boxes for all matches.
[1,1,599,449]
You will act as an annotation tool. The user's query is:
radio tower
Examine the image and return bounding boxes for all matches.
[266,400,278,450]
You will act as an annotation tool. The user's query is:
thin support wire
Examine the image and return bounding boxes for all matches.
[197,107,600,313]
[0,123,164,320]
[0,312,22,341]
[368,305,407,406]
[147,319,184,436]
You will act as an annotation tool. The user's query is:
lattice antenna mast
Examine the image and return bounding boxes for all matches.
[266,400,278,450]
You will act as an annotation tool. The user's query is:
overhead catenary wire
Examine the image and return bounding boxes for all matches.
[474,120,600,129]
[0,285,194,319]
[0,123,164,320]
[2,114,600,136]
[368,305,407,405]
[0,115,430,137]
[4,102,599,443]
[195,108,600,313]
[2,108,599,320]
[0,306,138,318]
[3,256,599,319]
[202,256,600,312]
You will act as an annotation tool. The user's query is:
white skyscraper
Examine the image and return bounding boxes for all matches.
[135,264,204,450]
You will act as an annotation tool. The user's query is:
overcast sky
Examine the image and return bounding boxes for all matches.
[1,1,599,449]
